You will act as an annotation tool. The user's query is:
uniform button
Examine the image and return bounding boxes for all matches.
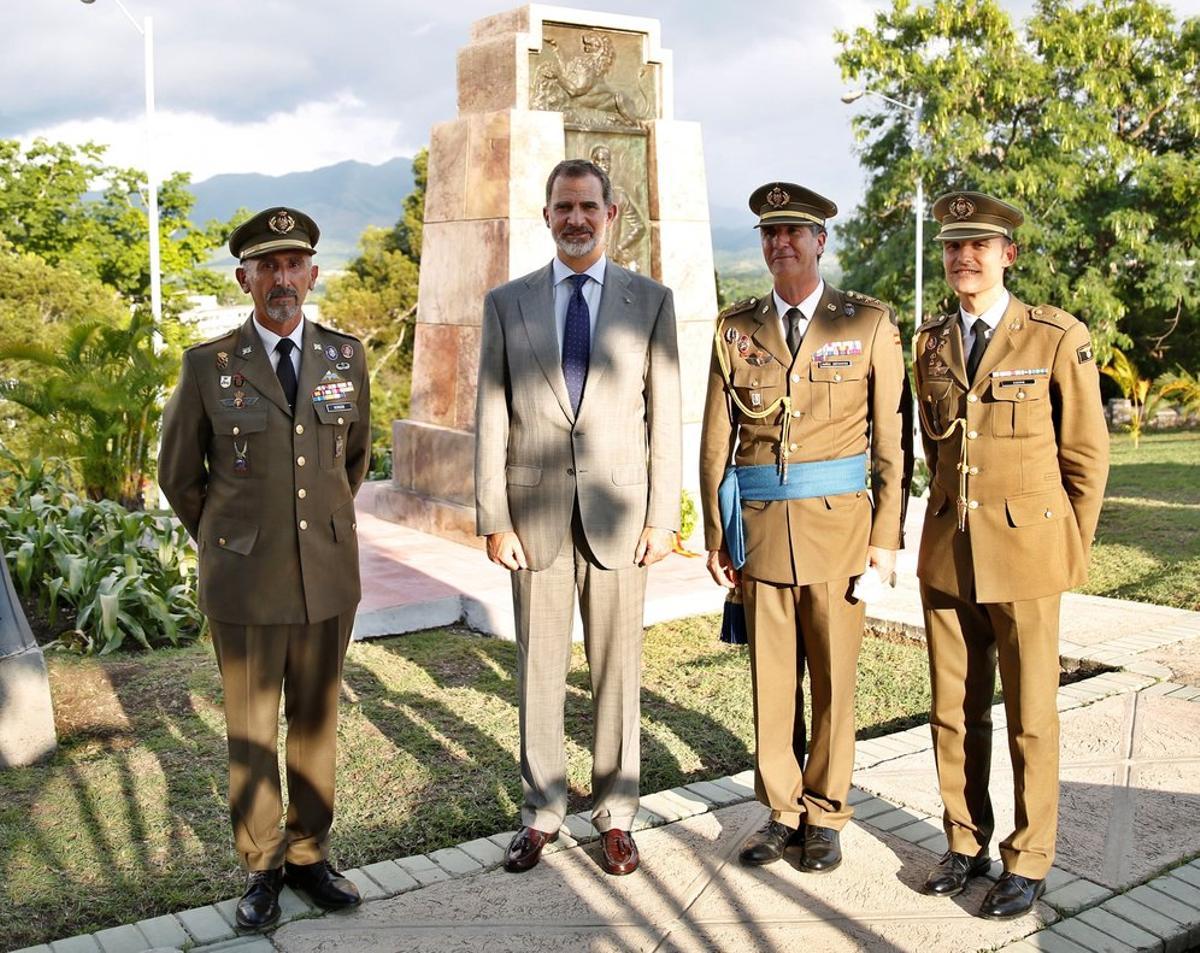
[297,455,306,467]
[297,488,307,499]
[566,467,575,475]
[855,491,863,498]
[337,417,345,425]
[967,394,978,403]
[833,373,842,382]
[967,430,978,440]
[750,379,759,387]
[789,443,798,452]
[968,466,979,475]
[218,537,227,546]
[352,522,357,530]
[299,519,308,530]
[1017,391,1026,400]
[295,424,304,435]
[791,373,800,383]
[232,426,241,436]
[1044,509,1053,519]
[968,500,979,510]
[791,410,801,418]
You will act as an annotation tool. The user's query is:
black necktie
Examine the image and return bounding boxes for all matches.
[275,338,298,409]
[562,274,590,414]
[785,307,804,356]
[966,318,990,383]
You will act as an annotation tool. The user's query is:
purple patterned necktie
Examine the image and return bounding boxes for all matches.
[562,273,590,415]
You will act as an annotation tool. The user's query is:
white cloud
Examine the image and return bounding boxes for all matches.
[19,94,421,184]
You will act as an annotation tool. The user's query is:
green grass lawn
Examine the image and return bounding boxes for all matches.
[0,618,931,949]
[1082,431,1200,610]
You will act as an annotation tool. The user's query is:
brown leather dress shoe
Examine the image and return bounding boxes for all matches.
[598,829,639,875]
[504,826,559,873]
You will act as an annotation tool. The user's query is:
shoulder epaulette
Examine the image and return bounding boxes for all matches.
[1028,305,1078,332]
[313,320,361,341]
[917,314,952,334]
[844,289,889,311]
[717,297,758,321]
[185,327,238,352]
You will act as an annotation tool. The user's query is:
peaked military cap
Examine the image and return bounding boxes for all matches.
[748,182,837,229]
[931,191,1024,242]
[228,206,320,261]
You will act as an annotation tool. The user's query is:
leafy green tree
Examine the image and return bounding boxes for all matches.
[0,311,174,507]
[835,0,1200,373]
[321,148,427,460]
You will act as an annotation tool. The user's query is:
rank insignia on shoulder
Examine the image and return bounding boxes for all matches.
[240,346,252,356]
[1077,342,1094,364]
[313,342,323,352]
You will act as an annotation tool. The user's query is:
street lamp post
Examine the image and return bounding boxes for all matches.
[841,88,925,329]
[81,0,161,323]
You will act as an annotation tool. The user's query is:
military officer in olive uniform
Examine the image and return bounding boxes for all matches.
[913,192,1108,919]
[699,183,911,873]
[159,207,370,929]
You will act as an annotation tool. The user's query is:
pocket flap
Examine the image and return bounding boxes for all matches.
[315,402,362,425]
[505,464,542,487]
[212,410,268,436]
[810,360,866,383]
[204,517,258,555]
[989,376,1049,403]
[730,365,780,388]
[611,463,646,486]
[332,499,357,542]
[1006,488,1070,527]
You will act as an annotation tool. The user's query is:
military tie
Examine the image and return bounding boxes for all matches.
[785,307,805,356]
[965,318,990,384]
[562,273,590,415]
[275,338,298,409]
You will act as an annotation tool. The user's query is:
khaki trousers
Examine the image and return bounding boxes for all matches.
[743,576,864,831]
[921,583,1061,879]
[511,518,648,834]
[210,610,355,871]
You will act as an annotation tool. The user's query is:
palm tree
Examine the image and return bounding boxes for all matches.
[0,311,173,507]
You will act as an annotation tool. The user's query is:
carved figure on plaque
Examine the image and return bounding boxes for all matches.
[589,144,647,272]
[531,29,654,129]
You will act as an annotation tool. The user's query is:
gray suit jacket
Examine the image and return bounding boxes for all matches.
[474,259,681,571]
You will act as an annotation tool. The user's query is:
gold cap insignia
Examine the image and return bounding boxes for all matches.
[268,210,296,234]
[765,186,791,209]
[948,196,976,220]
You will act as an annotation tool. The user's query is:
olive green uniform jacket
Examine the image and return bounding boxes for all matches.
[158,315,371,625]
[913,297,1108,602]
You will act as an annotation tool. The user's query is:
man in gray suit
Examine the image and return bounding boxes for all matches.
[475,158,681,876]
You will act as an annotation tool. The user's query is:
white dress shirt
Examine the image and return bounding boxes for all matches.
[774,279,825,344]
[960,290,1010,354]
[253,315,305,377]
[552,256,606,354]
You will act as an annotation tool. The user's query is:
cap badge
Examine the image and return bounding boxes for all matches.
[948,196,976,220]
[268,210,296,234]
[765,186,791,209]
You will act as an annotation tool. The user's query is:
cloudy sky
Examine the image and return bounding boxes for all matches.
[6,0,1199,224]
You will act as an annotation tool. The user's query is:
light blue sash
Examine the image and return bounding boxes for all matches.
[718,454,868,569]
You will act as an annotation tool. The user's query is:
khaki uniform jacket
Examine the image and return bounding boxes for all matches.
[914,296,1108,603]
[699,286,912,586]
[159,315,371,626]
[474,260,682,571]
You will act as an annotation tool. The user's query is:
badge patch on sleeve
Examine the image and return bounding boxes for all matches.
[1076,342,1094,364]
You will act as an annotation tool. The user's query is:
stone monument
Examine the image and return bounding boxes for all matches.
[377,5,717,544]
[0,546,56,767]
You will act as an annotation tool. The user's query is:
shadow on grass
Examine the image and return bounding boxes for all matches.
[1104,461,1199,505]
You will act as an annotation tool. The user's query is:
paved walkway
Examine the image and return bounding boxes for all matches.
[15,486,1200,953]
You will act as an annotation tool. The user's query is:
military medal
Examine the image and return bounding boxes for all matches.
[340,344,354,359]
[750,392,762,408]
[334,433,345,459]
[232,373,245,387]
[325,345,338,361]
[216,351,230,370]
[233,390,246,409]
[233,440,249,476]
[843,304,855,316]
[241,345,253,356]
[336,361,351,370]
[220,375,232,388]
[724,327,737,343]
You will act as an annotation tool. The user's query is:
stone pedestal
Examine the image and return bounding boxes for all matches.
[378,5,717,544]
[0,551,55,768]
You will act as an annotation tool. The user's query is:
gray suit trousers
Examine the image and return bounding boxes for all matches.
[511,516,648,834]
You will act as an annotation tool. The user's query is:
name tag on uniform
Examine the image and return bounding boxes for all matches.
[998,378,1036,387]
[817,360,852,368]
[324,402,353,413]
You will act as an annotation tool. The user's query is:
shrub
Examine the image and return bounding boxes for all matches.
[0,453,205,654]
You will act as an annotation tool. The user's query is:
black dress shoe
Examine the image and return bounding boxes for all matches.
[798,826,842,873]
[979,872,1045,919]
[923,850,992,897]
[283,860,362,910]
[739,819,803,866]
[504,826,559,873]
[236,868,283,930]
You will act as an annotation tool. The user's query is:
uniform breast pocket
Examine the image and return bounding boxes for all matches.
[211,410,268,479]
[316,403,360,469]
[989,376,1050,438]
[810,361,866,420]
[730,364,783,415]
[921,379,959,434]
